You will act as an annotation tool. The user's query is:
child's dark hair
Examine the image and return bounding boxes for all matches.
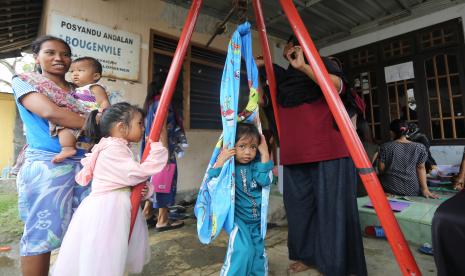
[73,56,103,76]
[31,35,72,73]
[85,102,145,143]
[328,56,343,71]
[235,122,260,144]
[143,72,167,113]
[390,119,409,139]
[287,35,299,46]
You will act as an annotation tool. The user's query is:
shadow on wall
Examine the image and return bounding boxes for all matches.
[107,89,125,104]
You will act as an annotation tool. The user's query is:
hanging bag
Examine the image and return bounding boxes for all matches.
[151,163,176,193]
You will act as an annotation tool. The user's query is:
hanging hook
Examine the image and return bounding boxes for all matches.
[245,0,250,22]
[237,0,248,23]
[206,0,249,47]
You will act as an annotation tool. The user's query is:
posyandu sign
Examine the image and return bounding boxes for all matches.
[49,12,141,81]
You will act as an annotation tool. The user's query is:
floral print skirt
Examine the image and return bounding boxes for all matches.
[16,148,90,256]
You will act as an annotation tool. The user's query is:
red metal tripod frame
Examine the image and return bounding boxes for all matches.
[278,0,421,275]
[129,0,203,239]
[252,0,281,139]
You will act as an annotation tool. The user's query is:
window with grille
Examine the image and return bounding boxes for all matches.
[151,53,184,119]
[191,45,226,65]
[352,71,381,140]
[190,62,223,129]
[419,23,460,51]
[350,48,376,67]
[340,19,464,143]
[151,31,253,130]
[153,34,178,53]
[190,58,250,129]
[387,79,417,124]
[151,34,184,120]
[424,53,465,140]
[383,38,412,59]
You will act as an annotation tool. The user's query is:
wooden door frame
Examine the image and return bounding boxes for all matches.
[415,45,465,145]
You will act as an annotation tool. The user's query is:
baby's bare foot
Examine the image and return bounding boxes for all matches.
[52,147,77,163]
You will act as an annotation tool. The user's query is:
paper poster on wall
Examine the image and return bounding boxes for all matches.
[384,61,414,83]
[360,72,370,94]
[49,11,141,81]
[407,89,416,110]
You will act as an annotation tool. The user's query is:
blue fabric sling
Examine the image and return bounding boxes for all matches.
[194,22,270,244]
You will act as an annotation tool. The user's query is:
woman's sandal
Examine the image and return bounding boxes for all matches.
[154,220,184,232]
[287,262,311,274]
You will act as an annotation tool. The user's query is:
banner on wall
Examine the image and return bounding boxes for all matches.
[49,11,141,81]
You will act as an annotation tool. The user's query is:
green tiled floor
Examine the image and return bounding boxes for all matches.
[357,191,456,245]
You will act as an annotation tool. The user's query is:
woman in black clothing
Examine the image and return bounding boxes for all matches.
[432,148,465,276]
[432,190,465,276]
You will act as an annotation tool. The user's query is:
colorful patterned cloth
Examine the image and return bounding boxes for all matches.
[74,83,102,112]
[17,72,87,114]
[194,22,269,244]
[17,149,90,256]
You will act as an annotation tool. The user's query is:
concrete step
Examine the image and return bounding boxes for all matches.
[357,191,456,245]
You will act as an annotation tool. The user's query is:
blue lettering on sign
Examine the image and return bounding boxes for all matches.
[65,36,122,56]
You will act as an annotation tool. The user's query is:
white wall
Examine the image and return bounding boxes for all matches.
[430,146,464,165]
[320,3,465,56]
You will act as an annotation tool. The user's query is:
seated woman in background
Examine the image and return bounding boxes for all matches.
[378,119,438,198]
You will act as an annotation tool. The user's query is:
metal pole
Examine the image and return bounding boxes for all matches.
[129,0,203,238]
[252,0,281,138]
[278,0,421,275]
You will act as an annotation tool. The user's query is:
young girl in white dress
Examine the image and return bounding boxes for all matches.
[52,102,168,275]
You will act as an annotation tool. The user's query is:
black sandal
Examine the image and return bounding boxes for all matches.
[155,220,184,232]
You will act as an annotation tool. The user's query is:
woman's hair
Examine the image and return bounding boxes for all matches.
[31,35,72,73]
[85,102,145,143]
[390,119,409,139]
[31,35,72,55]
[328,56,343,71]
[143,72,167,113]
[287,35,299,46]
[235,122,260,144]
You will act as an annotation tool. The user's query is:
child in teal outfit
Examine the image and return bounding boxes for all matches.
[207,123,273,276]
